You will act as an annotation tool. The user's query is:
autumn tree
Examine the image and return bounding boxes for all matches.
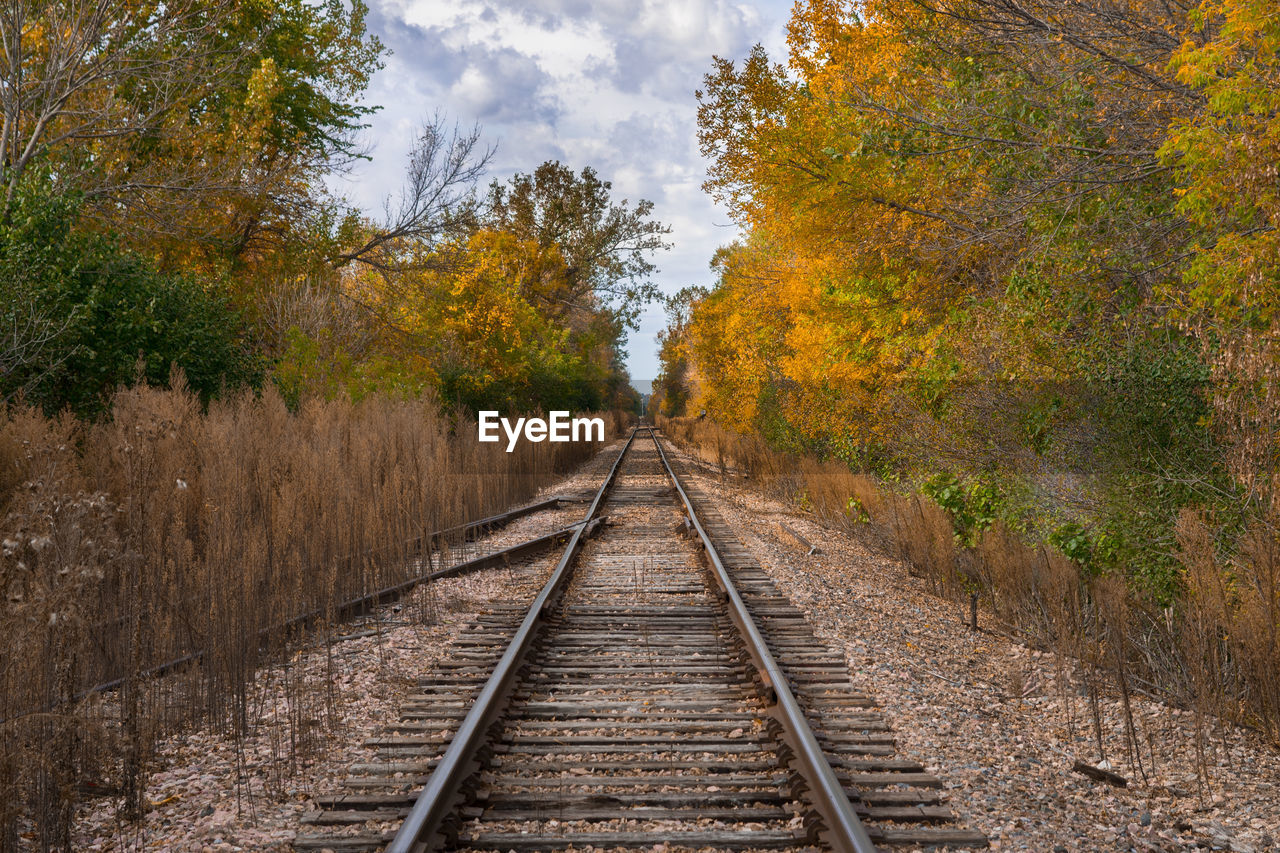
[1160,0,1280,508]
[651,285,706,418]
[274,161,666,413]
[684,0,1251,591]
[0,0,384,267]
[486,161,671,333]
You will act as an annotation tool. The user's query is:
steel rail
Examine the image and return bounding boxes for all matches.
[648,429,880,853]
[73,495,585,691]
[385,427,640,853]
[68,518,598,703]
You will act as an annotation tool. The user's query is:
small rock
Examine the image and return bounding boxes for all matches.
[1140,812,1152,826]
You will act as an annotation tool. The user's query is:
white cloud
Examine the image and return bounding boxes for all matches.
[332,0,794,379]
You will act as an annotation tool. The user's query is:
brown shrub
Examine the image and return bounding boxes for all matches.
[659,414,1280,766]
[1177,509,1280,745]
[0,383,620,850]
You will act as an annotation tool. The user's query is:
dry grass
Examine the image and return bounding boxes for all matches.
[0,381,625,851]
[1176,511,1280,741]
[659,414,1280,768]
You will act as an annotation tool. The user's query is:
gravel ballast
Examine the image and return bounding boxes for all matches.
[663,440,1280,853]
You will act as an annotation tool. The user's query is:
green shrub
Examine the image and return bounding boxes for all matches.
[0,183,260,416]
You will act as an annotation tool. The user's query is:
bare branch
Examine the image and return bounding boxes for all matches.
[0,0,248,217]
[335,114,495,269]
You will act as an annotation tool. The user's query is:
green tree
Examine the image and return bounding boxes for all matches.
[0,0,384,268]
[0,183,260,416]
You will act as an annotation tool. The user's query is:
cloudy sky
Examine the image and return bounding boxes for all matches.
[330,0,794,381]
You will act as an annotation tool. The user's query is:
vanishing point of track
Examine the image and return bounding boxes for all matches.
[297,427,987,852]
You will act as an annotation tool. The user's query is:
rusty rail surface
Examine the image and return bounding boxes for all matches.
[302,426,987,852]
[384,427,877,853]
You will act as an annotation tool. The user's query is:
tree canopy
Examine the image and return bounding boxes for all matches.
[655,0,1280,599]
[0,3,663,418]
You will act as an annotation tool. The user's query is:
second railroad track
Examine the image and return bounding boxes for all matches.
[296,427,987,852]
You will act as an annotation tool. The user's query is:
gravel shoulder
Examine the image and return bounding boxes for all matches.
[71,439,627,853]
[663,440,1280,853]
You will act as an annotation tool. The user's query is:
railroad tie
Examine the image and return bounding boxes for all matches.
[297,428,987,853]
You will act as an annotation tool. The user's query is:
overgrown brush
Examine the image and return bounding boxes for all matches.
[659,414,1280,772]
[0,381,623,850]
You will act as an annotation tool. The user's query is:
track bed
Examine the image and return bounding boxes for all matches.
[296,431,986,852]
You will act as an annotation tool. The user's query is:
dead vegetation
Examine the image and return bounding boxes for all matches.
[659,414,1280,781]
[0,381,625,851]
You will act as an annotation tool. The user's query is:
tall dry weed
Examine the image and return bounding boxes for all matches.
[1176,508,1280,769]
[659,414,1280,778]
[1,382,620,850]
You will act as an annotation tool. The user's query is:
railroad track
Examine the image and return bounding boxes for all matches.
[297,428,987,852]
